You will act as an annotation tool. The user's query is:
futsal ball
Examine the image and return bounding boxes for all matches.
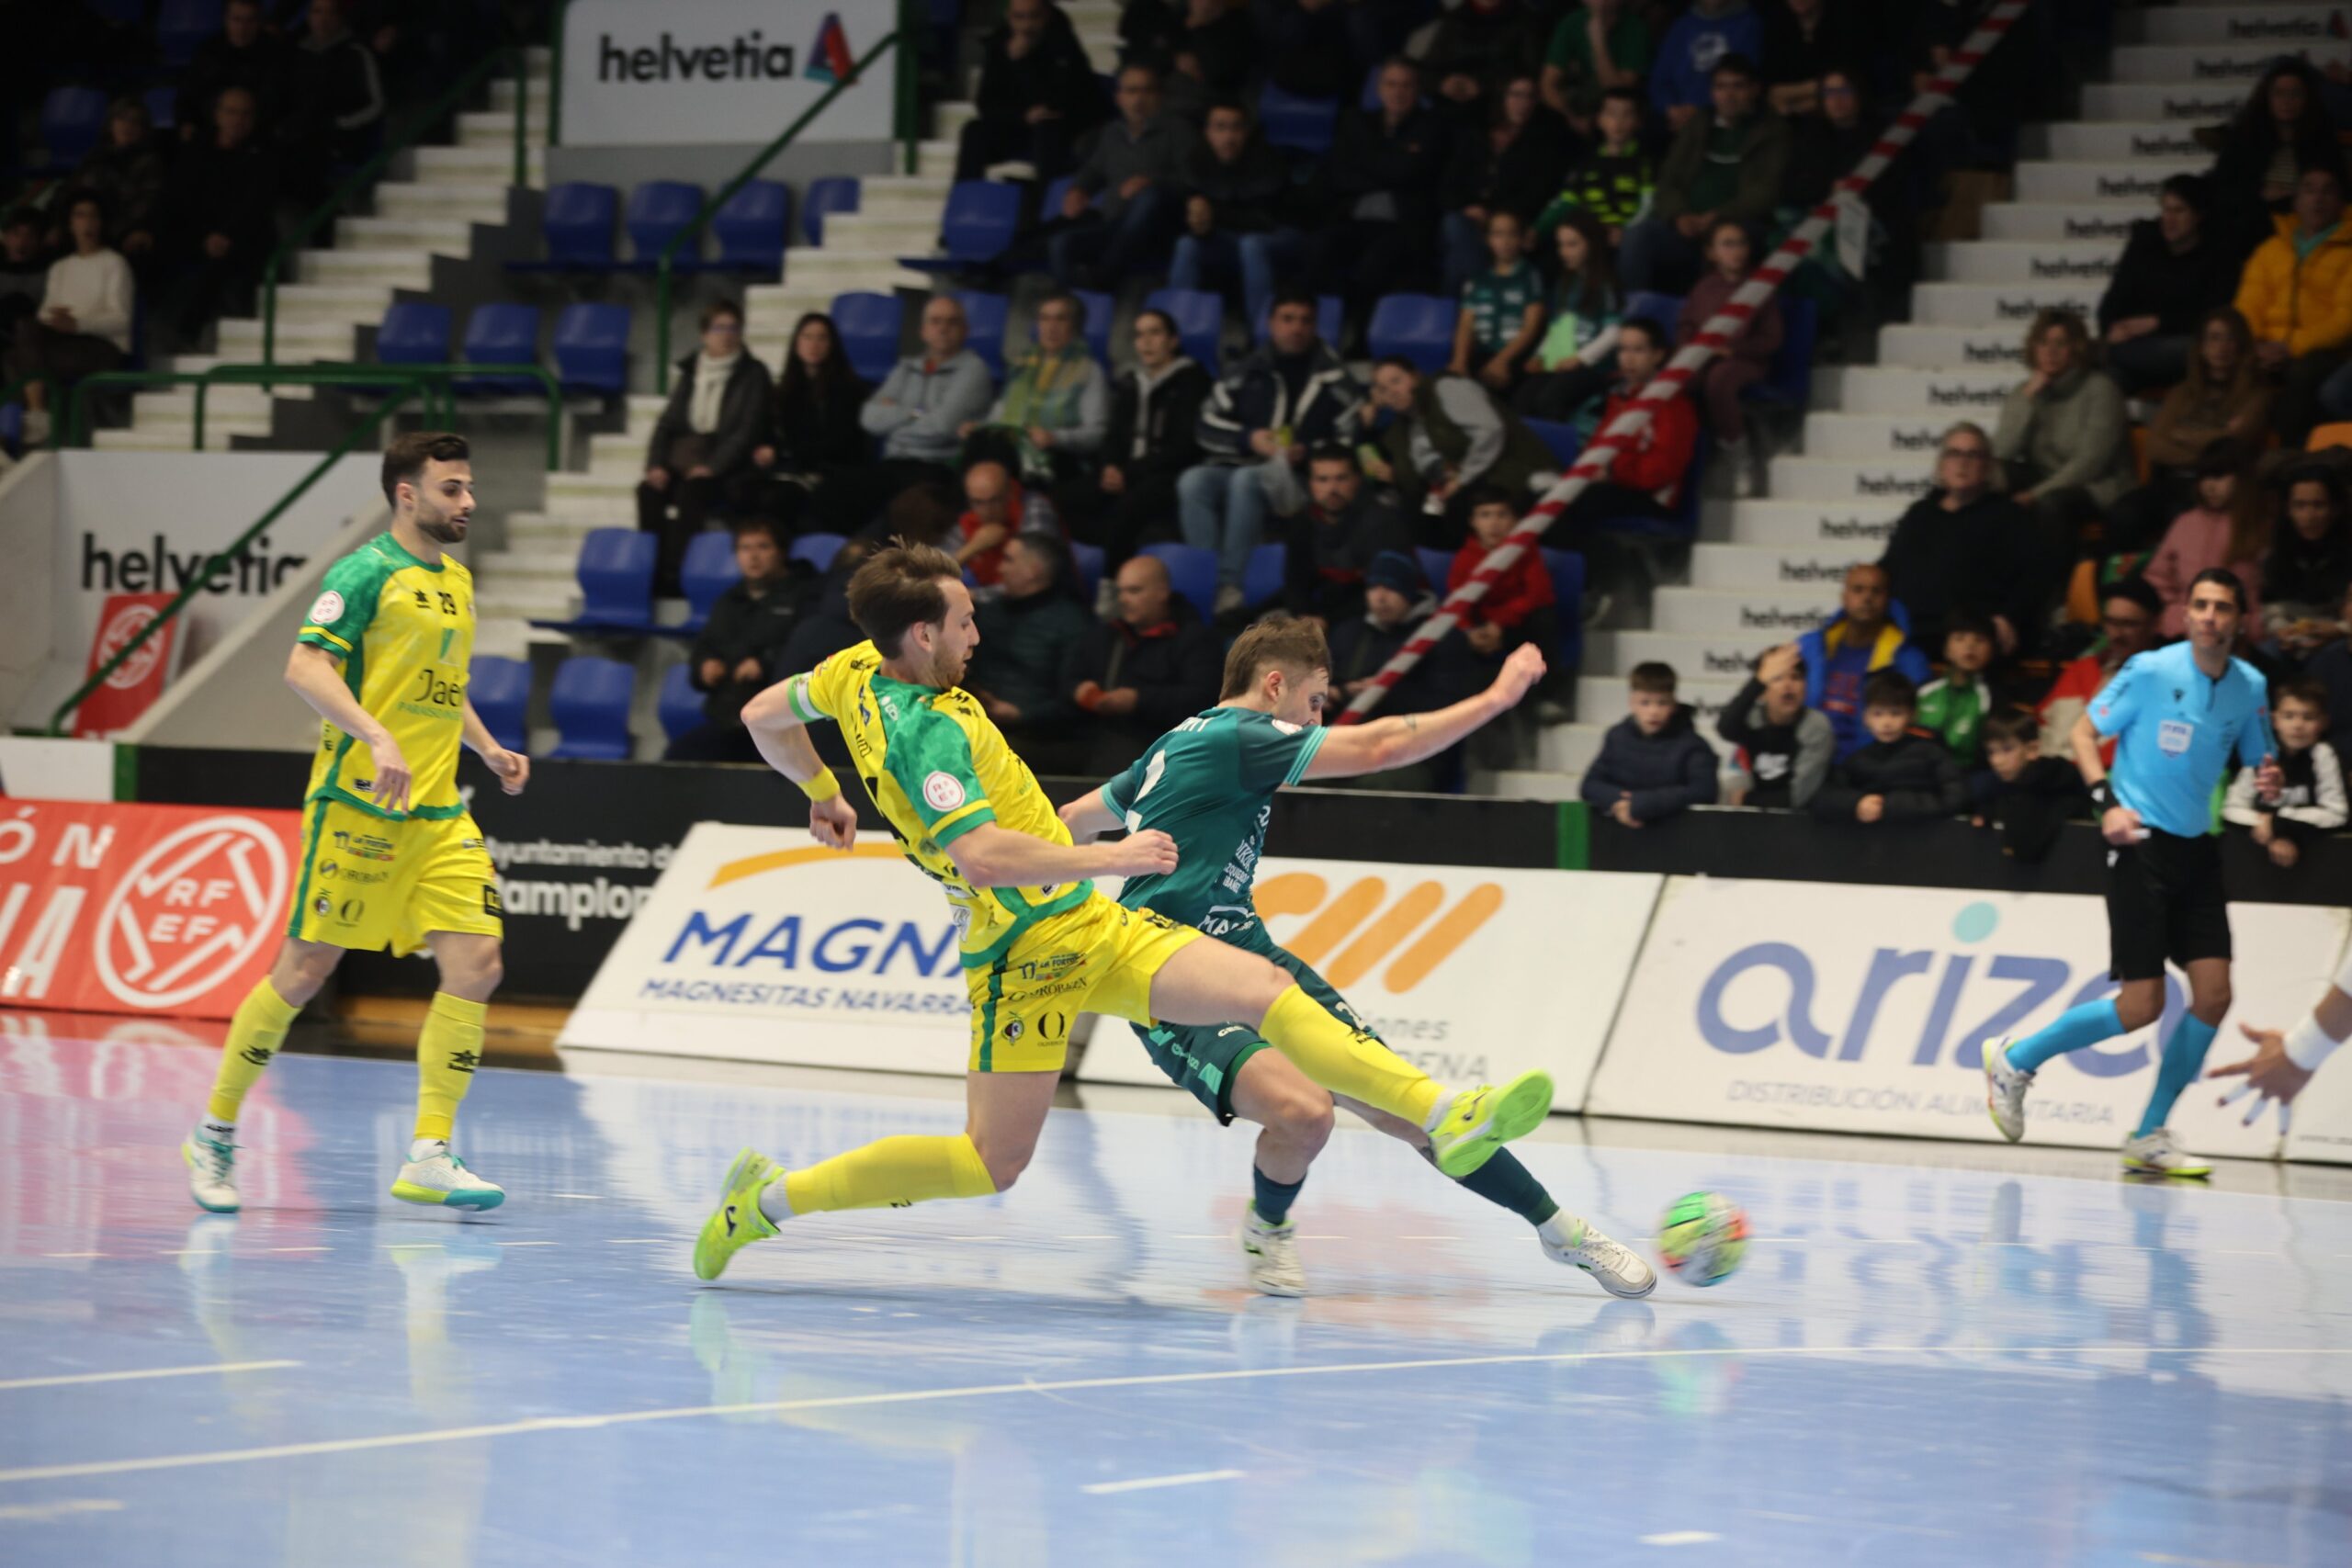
[1657,1191,1748,1287]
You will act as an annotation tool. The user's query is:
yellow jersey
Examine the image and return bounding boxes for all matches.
[296,532,476,821]
[786,640,1092,969]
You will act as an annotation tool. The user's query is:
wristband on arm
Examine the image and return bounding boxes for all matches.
[797,767,842,804]
[2286,1016,2341,1073]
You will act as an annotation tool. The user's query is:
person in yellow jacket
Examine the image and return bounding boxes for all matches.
[2233,166,2352,444]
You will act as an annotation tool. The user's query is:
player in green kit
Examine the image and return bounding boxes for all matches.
[1060,618,1656,1299]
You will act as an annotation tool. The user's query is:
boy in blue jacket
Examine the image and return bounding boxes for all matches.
[1579,661,1720,826]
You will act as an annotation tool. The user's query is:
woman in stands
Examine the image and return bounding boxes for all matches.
[2142,439,2268,642]
[731,311,870,536]
[639,300,773,596]
[1991,307,2133,560]
[2103,305,2269,555]
[6,189,131,448]
[2261,460,2352,669]
[2210,59,2347,262]
[1512,210,1622,429]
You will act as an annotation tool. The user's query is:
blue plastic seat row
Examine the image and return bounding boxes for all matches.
[379,301,628,395]
[520,180,794,274]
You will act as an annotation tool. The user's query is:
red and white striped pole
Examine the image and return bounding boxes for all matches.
[1338,0,2033,723]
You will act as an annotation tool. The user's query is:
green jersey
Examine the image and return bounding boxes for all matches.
[1100,706,1329,938]
[1917,675,1989,767]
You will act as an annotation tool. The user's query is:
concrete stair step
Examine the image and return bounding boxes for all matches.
[1689,540,1876,592]
[478,586,579,618]
[1878,323,2022,371]
[2108,41,2346,87]
[1909,279,2108,330]
[2011,160,2199,207]
[338,214,477,252]
[862,173,953,207]
[825,212,944,251]
[214,319,356,356]
[1822,366,2018,418]
[458,110,549,147]
[1589,627,1782,686]
[413,145,547,187]
[376,182,512,222]
[548,471,639,504]
[1765,456,1938,506]
[1925,241,2122,286]
[130,388,277,423]
[1650,585,1840,638]
[1802,412,1955,462]
[780,249,933,291]
[1707,498,1904,550]
[478,547,582,581]
[300,247,436,289]
[1577,672,1744,719]
[932,101,977,142]
[2135,6,2340,47]
[2077,82,2251,124]
[587,434,646,476]
[271,282,395,326]
[2041,120,2212,163]
[1980,204,2139,244]
[918,141,957,179]
[505,510,600,547]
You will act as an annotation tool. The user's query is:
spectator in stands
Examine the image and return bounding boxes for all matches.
[1810,671,1964,826]
[1448,486,1569,715]
[860,294,995,498]
[285,0,386,202]
[2211,59,2347,263]
[1651,1,1763,130]
[956,458,1058,589]
[70,97,166,265]
[1774,67,1898,322]
[1282,446,1411,628]
[2305,580,2352,747]
[1974,705,2086,863]
[1418,0,1544,130]
[1677,219,1782,497]
[2097,175,2237,393]
[733,312,870,536]
[5,191,131,446]
[1549,316,1697,605]
[163,85,279,347]
[1535,87,1651,246]
[0,210,45,354]
[665,519,817,763]
[1184,288,1364,615]
[1327,551,1478,791]
[1168,100,1295,332]
[2234,165,2352,446]
[1080,308,1209,585]
[1541,0,1652,131]
[1513,210,1622,426]
[1758,0,1859,119]
[960,290,1108,486]
[1052,63,1191,288]
[2036,576,2160,760]
[956,0,1108,182]
[1877,420,2045,658]
[1256,0,1385,104]
[2143,440,2267,641]
[1917,613,1995,772]
[2263,460,2352,666]
[969,531,1092,769]
[2223,677,2347,868]
[1620,54,1789,294]
[1580,661,1719,826]
[1448,210,1545,391]
[1070,552,1222,773]
[1797,561,1932,760]
[1306,57,1445,329]
[179,0,292,141]
[1439,72,1575,294]
[1992,307,2132,553]
[1363,356,1558,542]
[1717,642,1831,809]
[639,301,772,597]
[2104,306,2269,554]
[1119,0,1253,103]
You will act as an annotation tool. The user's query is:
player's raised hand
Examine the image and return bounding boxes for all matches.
[1489,642,1546,705]
[483,747,529,795]
[2210,1022,2315,1125]
[366,731,413,814]
[1103,829,1178,877]
[809,790,858,851]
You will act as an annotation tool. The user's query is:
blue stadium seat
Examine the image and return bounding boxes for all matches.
[527,182,618,270]
[158,0,220,67]
[677,531,740,632]
[1366,294,1455,374]
[566,528,657,632]
[1255,295,1343,350]
[1414,547,1452,596]
[547,656,637,761]
[1040,176,1075,224]
[803,176,859,244]
[552,303,628,395]
[1745,296,1817,409]
[953,290,1010,378]
[458,304,541,393]
[657,661,704,741]
[1259,85,1338,154]
[712,180,791,270]
[792,532,847,571]
[469,656,530,753]
[1242,543,1285,609]
[627,180,705,265]
[143,85,178,131]
[940,181,1022,265]
[831,291,903,383]
[0,403,22,454]
[1539,547,1585,674]
[376,302,452,366]
[1140,543,1217,622]
[1623,292,1685,334]
[1070,540,1104,605]
[1523,418,1581,468]
[1143,288,1221,375]
[40,88,107,171]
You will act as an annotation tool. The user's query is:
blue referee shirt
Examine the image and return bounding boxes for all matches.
[2088,643,2274,839]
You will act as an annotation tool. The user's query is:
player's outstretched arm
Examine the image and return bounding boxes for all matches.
[460,698,528,795]
[1302,643,1544,782]
[1057,788,1122,840]
[2211,972,2352,1122]
[947,822,1177,889]
[285,643,412,813]
[742,675,858,848]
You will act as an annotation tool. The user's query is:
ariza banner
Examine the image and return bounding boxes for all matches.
[560,0,895,147]
[0,798,302,1020]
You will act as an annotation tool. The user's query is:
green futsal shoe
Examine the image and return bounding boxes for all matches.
[693,1148,782,1281]
[1426,1070,1556,1179]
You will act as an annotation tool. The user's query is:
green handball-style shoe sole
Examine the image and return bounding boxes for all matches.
[1429,1069,1555,1179]
[694,1147,782,1282]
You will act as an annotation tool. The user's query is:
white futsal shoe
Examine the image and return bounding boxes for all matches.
[2120,1127,2211,1179]
[1540,1214,1657,1298]
[1983,1036,2032,1143]
[390,1140,506,1211]
[183,1127,240,1213]
[1238,1203,1306,1297]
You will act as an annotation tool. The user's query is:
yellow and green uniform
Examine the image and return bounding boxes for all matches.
[288,532,501,957]
[785,640,1199,1073]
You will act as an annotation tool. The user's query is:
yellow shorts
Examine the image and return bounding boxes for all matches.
[288,796,503,958]
[967,894,1200,1073]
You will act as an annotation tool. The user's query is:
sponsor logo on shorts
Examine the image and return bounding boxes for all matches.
[331,829,396,862]
[319,860,339,878]
[482,884,503,915]
[314,895,332,917]
[1005,1019,1023,1040]
[337,897,365,924]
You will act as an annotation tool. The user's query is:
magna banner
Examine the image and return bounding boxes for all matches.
[1587,877,2352,1159]
[560,0,897,147]
[0,798,302,1020]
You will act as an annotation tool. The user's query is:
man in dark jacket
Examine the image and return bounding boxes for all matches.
[1052,63,1193,288]
[1283,447,1411,626]
[1327,551,1478,792]
[1810,671,1967,825]
[970,532,1095,773]
[1167,100,1297,332]
[1083,308,1211,578]
[164,85,281,345]
[1071,554,1223,773]
[666,520,817,762]
[955,0,1110,182]
[1878,421,2052,658]
[1619,53,1791,292]
[286,0,386,179]
[2097,174,2239,391]
[1579,662,1720,826]
[178,0,294,139]
[1306,57,1447,326]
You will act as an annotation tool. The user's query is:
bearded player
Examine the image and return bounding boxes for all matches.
[1058,617,1655,1298]
[182,433,528,1215]
[691,541,1556,1281]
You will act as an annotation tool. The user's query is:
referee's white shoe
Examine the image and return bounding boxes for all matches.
[1982,1037,2032,1143]
[2121,1127,2211,1179]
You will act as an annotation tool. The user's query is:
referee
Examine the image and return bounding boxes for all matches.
[1984,570,2282,1177]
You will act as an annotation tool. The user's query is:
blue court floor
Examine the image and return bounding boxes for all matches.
[5,1020,2352,1568]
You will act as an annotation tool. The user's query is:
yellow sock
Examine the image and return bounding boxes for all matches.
[207,979,300,1122]
[1259,983,1442,1126]
[781,1134,997,1214]
[414,993,487,1141]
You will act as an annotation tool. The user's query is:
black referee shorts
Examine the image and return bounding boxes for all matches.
[2104,829,2232,983]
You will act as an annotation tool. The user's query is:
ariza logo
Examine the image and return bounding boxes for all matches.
[1254,873,1502,992]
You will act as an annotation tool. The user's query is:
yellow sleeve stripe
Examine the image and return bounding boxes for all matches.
[929,799,996,845]
[300,626,352,653]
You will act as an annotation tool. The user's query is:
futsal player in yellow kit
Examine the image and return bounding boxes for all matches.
[692,540,1556,1280]
[182,433,529,1214]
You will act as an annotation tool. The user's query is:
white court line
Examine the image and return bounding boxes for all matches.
[43,1252,106,1259]
[0,1360,300,1393]
[1081,1469,1244,1495]
[6,1343,2349,1485]
[1641,1532,1722,1547]
[549,1193,604,1200]
[493,1241,558,1247]
[607,1238,667,1246]
[0,1498,123,1523]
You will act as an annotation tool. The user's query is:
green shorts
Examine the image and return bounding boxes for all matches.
[1129,919,1381,1123]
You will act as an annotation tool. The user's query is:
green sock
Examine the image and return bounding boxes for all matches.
[1252,1164,1305,1227]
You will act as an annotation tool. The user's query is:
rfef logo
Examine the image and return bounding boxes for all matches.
[92,813,293,1010]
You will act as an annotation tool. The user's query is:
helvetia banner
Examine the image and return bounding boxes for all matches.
[560,0,896,147]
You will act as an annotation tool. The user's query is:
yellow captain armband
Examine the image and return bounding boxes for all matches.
[797,766,842,804]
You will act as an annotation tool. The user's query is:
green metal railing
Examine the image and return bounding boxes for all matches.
[0,373,61,450]
[50,386,428,737]
[261,46,533,367]
[654,30,904,393]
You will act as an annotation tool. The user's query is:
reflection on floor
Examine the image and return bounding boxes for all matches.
[4,1014,2350,1567]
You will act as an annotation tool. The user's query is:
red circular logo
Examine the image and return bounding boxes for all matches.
[97,604,164,691]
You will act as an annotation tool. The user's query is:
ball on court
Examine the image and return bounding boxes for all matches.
[1657,1191,1747,1287]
